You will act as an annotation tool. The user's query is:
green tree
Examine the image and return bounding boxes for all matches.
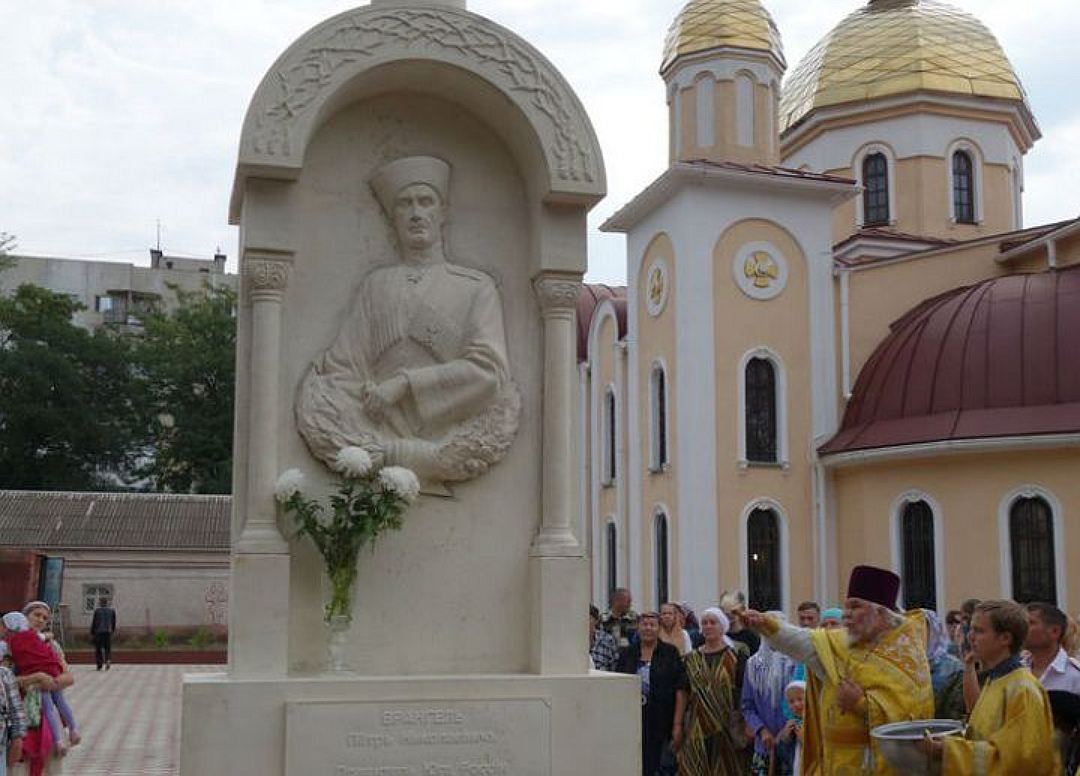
[0,285,140,490]
[134,284,236,494]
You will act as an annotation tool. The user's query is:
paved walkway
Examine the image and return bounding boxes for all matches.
[61,664,218,775]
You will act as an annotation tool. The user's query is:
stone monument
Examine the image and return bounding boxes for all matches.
[179,1,640,773]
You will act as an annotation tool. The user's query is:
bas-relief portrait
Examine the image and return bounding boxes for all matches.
[296,156,521,494]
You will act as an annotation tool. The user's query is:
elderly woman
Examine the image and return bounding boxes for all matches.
[679,608,748,775]
[658,602,693,656]
[618,611,687,776]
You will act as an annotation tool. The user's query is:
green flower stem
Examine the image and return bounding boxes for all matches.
[326,561,359,622]
[281,470,412,624]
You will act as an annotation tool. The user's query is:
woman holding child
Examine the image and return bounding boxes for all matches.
[1,603,74,776]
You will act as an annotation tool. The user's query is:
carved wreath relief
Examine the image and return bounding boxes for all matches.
[296,157,521,494]
[250,7,595,184]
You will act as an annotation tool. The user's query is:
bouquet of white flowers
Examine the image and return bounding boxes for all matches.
[275,447,420,622]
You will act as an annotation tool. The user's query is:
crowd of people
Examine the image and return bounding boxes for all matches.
[592,567,1080,775]
[0,599,93,776]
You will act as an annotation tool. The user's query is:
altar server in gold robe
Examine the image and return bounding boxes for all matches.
[742,565,934,775]
[922,599,1060,774]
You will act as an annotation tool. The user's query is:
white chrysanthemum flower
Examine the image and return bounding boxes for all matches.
[379,466,420,503]
[274,468,305,503]
[334,446,373,479]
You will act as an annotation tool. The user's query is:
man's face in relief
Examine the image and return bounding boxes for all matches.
[393,183,444,251]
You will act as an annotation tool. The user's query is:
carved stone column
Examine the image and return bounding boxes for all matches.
[237,256,292,554]
[530,271,588,675]
[230,251,292,679]
[532,272,584,556]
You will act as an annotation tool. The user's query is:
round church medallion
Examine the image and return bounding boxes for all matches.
[733,242,788,301]
[645,257,669,317]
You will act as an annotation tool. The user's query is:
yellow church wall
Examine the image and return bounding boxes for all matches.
[675,76,776,168]
[831,447,1080,610]
[844,240,1002,383]
[638,233,680,606]
[712,219,816,608]
[1060,233,1080,268]
[827,158,1015,244]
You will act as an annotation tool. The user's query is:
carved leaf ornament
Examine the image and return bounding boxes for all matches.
[251,8,595,183]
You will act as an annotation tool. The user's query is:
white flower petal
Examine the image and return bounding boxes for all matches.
[274,468,305,503]
[334,446,374,478]
[378,466,420,503]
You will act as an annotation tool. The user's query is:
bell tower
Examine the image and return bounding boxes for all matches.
[661,0,786,167]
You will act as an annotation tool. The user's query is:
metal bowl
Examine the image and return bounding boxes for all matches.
[871,719,964,775]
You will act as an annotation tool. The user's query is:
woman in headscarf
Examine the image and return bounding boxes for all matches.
[679,607,749,775]
[1,612,67,776]
[924,609,965,720]
[741,612,797,775]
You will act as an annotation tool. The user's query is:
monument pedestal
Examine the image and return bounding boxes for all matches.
[180,672,639,775]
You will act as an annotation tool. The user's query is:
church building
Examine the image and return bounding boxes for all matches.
[581,0,1080,614]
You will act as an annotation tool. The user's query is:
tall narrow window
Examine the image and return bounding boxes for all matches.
[650,366,669,470]
[953,151,975,224]
[747,508,781,611]
[655,513,669,607]
[863,153,890,226]
[745,358,777,463]
[602,388,616,484]
[606,522,618,600]
[900,500,937,610]
[1010,497,1057,604]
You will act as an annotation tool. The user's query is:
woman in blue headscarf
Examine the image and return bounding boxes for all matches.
[925,609,965,720]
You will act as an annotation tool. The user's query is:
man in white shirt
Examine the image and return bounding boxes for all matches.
[1025,602,1080,695]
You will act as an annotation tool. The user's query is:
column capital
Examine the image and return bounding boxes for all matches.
[532,272,582,316]
[243,252,293,302]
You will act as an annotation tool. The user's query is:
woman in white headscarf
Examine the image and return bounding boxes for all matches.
[679,608,749,775]
[741,612,797,775]
[1,611,66,776]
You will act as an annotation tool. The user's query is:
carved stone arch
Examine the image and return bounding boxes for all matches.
[230,4,605,222]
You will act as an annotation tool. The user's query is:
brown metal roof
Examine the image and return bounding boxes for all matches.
[821,265,1080,455]
[578,284,627,361]
[683,158,856,185]
[0,491,230,551]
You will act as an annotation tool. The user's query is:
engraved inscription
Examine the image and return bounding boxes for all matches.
[286,699,550,776]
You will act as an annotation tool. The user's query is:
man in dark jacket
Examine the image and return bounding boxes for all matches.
[618,611,688,776]
[90,597,116,671]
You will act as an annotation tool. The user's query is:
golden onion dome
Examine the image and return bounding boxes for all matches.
[780,0,1030,133]
[661,0,786,75]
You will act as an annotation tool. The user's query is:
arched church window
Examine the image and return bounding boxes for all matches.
[606,521,618,601]
[650,365,669,471]
[900,500,936,610]
[953,151,976,224]
[747,508,781,611]
[1010,496,1057,604]
[745,358,777,463]
[602,387,616,485]
[654,512,669,606]
[863,153,890,226]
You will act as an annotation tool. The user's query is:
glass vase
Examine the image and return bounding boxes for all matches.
[326,614,353,672]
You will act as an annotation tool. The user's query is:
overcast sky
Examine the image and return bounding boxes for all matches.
[3,0,1077,284]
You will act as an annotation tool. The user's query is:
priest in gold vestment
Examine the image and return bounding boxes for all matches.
[743,565,934,775]
[923,599,1060,775]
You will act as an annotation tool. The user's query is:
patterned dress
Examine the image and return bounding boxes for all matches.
[680,647,747,775]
